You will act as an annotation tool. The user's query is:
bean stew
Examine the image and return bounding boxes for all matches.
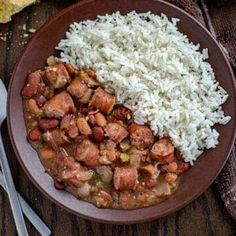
[21,56,189,209]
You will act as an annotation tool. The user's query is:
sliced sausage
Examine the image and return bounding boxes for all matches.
[46,63,70,89]
[43,91,74,118]
[76,139,99,167]
[113,167,138,191]
[89,87,115,114]
[129,124,154,149]
[150,138,175,164]
[105,123,128,143]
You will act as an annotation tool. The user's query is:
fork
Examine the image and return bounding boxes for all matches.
[0,80,51,235]
[0,79,29,235]
[0,171,51,236]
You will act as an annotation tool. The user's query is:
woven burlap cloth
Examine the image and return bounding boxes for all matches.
[167,0,236,221]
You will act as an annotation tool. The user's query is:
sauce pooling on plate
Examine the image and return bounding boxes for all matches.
[21,56,189,209]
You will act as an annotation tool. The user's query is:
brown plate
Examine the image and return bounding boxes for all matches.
[7,0,236,224]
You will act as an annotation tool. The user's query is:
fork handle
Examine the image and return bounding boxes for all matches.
[0,172,51,236]
[0,134,29,236]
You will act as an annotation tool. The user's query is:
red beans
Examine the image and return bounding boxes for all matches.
[39,118,59,130]
[27,127,42,142]
[54,179,66,190]
[92,126,105,142]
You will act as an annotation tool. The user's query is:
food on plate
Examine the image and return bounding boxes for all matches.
[21,11,231,209]
[22,59,190,209]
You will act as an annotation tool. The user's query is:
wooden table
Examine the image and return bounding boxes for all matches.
[0,1,235,235]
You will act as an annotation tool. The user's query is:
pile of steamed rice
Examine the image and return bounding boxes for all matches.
[57,11,231,164]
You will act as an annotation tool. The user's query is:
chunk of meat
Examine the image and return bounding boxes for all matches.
[129,124,154,149]
[76,117,92,135]
[27,127,42,142]
[99,140,118,164]
[42,129,70,147]
[45,63,70,89]
[89,87,115,114]
[76,139,99,167]
[60,115,79,139]
[113,167,138,191]
[43,91,74,118]
[67,78,92,103]
[39,118,59,131]
[56,156,93,188]
[112,106,133,121]
[21,70,45,97]
[105,123,128,143]
[150,138,175,164]
[92,126,105,142]
[140,164,160,188]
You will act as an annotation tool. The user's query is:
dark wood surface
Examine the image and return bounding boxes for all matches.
[0,1,235,235]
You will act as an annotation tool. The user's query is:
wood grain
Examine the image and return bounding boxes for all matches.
[0,1,235,235]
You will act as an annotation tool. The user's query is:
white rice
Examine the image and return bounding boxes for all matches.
[57,11,231,164]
